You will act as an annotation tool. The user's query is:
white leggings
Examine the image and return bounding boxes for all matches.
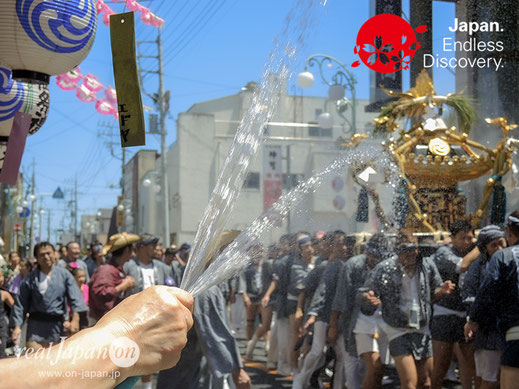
[293,321,346,389]
[277,317,291,373]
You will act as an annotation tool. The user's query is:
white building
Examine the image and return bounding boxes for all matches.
[145,79,383,246]
[79,208,113,246]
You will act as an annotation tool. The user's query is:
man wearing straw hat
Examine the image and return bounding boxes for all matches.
[88,232,140,322]
[123,233,173,295]
[157,230,251,389]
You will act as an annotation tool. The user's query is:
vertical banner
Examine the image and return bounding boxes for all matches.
[263,145,283,211]
[110,12,145,147]
[375,0,402,95]
[367,0,402,111]
[0,112,31,185]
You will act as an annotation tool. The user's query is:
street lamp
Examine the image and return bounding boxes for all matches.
[297,54,357,134]
[28,193,51,254]
[140,171,162,237]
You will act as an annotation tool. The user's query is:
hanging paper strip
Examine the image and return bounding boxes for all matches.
[110,12,145,147]
[97,0,164,28]
[0,112,31,184]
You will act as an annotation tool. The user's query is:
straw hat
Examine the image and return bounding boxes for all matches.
[103,232,141,255]
[218,230,241,251]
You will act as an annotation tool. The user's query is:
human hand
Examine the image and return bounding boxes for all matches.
[363,290,381,307]
[232,368,251,389]
[295,307,304,322]
[243,294,251,308]
[95,286,194,376]
[441,281,455,296]
[11,326,21,345]
[122,276,136,290]
[303,315,316,332]
[464,320,478,339]
[69,318,80,334]
[261,294,270,308]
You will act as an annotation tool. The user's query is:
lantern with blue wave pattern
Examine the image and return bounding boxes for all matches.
[0,65,49,137]
[0,64,49,175]
[0,0,97,84]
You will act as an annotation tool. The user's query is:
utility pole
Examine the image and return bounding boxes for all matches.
[98,120,128,198]
[29,160,35,256]
[74,175,78,240]
[285,145,291,233]
[137,30,171,247]
[38,198,43,244]
[157,30,170,247]
[47,210,51,241]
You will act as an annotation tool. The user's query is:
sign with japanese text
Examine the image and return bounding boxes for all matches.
[110,12,145,147]
[263,145,282,212]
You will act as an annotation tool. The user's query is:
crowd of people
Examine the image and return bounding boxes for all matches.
[231,213,519,389]
[0,210,518,389]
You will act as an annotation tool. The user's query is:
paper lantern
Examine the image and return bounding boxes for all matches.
[0,141,7,173]
[333,195,345,210]
[0,0,97,84]
[0,65,49,137]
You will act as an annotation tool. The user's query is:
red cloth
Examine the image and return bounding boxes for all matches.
[88,259,125,320]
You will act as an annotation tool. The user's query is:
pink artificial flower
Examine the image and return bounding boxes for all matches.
[76,84,97,103]
[83,74,104,92]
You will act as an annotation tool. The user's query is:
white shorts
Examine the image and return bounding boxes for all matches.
[474,349,502,382]
[355,332,390,365]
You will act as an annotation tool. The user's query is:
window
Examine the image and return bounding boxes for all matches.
[243,172,260,190]
[282,173,304,190]
[308,121,332,137]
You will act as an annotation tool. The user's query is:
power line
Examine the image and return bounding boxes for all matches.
[162,0,226,66]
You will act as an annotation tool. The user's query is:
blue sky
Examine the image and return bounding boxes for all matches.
[19,0,456,237]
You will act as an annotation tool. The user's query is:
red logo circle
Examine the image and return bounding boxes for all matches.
[352,14,425,73]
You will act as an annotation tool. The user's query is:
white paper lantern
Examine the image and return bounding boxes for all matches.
[328,84,345,101]
[317,112,333,129]
[0,0,97,84]
[0,66,49,137]
[0,141,7,173]
[297,71,314,89]
[333,195,345,210]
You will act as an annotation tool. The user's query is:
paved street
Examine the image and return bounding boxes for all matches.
[235,335,463,389]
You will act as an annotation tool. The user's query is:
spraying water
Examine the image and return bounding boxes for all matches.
[186,148,398,297]
[180,0,322,292]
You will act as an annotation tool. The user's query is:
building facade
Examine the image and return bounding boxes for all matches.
[159,81,381,246]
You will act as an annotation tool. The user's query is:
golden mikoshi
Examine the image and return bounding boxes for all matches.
[342,70,518,233]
